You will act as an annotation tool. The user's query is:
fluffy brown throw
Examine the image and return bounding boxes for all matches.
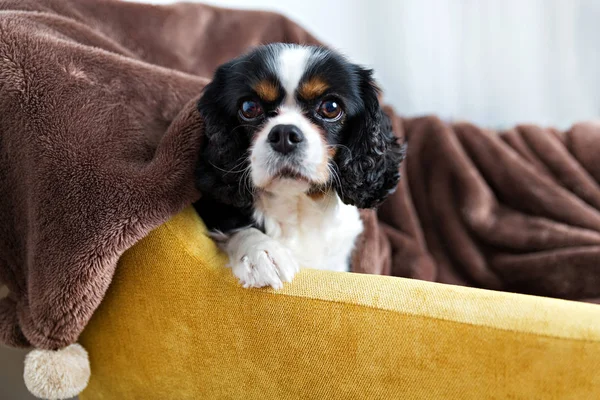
[1,0,599,352]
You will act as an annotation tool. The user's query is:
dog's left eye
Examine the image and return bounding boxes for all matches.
[317,99,343,121]
[239,100,264,120]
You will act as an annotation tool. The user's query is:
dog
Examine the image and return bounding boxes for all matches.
[194,43,405,289]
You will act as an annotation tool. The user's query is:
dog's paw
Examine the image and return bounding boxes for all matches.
[229,240,299,290]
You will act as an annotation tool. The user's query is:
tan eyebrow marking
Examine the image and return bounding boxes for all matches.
[327,146,337,158]
[298,76,330,100]
[307,190,327,200]
[254,80,279,102]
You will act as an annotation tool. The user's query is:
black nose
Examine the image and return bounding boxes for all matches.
[267,124,304,155]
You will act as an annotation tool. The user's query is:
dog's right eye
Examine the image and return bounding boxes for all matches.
[239,100,264,120]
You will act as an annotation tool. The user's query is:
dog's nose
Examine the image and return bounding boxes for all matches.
[267,124,304,155]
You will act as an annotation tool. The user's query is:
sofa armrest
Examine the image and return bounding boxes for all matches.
[80,206,600,399]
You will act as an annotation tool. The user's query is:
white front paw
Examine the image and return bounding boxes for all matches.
[229,241,299,290]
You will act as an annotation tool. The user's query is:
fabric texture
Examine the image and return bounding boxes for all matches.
[366,117,600,303]
[1,0,600,353]
[0,0,318,350]
[79,207,600,400]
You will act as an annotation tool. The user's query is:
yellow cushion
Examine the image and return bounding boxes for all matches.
[79,206,600,399]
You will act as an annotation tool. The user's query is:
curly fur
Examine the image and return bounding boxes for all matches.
[334,68,406,208]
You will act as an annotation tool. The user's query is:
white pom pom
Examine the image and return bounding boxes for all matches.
[24,343,91,400]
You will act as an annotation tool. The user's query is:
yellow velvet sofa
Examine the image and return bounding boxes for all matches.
[79,206,600,399]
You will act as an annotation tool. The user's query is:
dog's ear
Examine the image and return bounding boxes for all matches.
[334,68,406,209]
[195,70,254,209]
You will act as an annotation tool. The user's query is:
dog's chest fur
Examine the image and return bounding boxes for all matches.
[253,184,363,272]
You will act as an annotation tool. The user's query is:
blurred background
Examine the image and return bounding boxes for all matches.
[142,0,600,129]
[2,0,599,398]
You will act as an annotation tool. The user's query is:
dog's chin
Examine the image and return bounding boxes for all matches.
[274,167,310,182]
[254,166,321,195]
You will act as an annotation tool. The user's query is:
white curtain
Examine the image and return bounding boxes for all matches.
[132,0,600,128]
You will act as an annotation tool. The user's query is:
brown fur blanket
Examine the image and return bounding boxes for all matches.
[1,0,599,352]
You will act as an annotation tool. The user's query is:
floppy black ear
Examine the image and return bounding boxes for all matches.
[195,74,254,209]
[334,68,406,209]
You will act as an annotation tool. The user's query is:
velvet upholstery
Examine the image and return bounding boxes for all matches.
[79,207,600,399]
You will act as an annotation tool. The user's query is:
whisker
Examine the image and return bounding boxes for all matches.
[244,166,254,196]
[238,164,253,198]
[239,167,247,198]
[232,124,260,132]
[327,144,353,158]
[327,163,344,200]
[209,161,245,175]
[208,147,253,175]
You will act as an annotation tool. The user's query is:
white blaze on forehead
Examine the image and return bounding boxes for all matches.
[277,46,311,104]
[248,45,330,191]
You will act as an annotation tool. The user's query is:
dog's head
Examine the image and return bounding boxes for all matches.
[196,43,405,209]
